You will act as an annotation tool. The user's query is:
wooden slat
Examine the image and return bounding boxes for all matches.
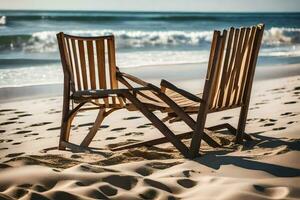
[71,39,81,90]
[60,37,75,93]
[210,30,227,109]
[87,40,96,89]
[217,27,234,108]
[224,28,240,107]
[107,38,118,89]
[96,39,109,107]
[222,29,239,108]
[206,31,220,80]
[96,40,106,89]
[107,38,118,105]
[233,27,251,105]
[237,27,256,104]
[78,40,88,90]
[66,38,76,90]
[230,28,246,105]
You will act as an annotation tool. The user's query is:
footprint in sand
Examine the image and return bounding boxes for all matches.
[18,113,32,117]
[268,87,285,92]
[269,119,277,122]
[0,130,5,133]
[182,170,198,178]
[262,123,275,127]
[105,137,117,140]
[99,185,118,196]
[30,122,52,127]
[14,111,26,114]
[123,116,142,120]
[255,102,266,105]
[47,127,61,131]
[124,132,144,136]
[0,147,8,150]
[287,121,295,124]
[12,142,22,145]
[0,109,16,113]
[146,161,182,170]
[71,154,82,159]
[272,127,286,131]
[24,133,39,137]
[281,112,293,116]
[100,125,109,129]
[35,137,45,140]
[8,117,19,121]
[221,116,233,120]
[144,178,172,193]
[13,130,32,135]
[139,189,157,199]
[253,185,290,199]
[284,101,297,104]
[135,166,153,176]
[294,86,300,91]
[5,152,24,158]
[177,179,197,188]
[137,124,152,128]
[259,119,277,123]
[103,175,138,190]
[0,121,17,126]
[111,127,126,132]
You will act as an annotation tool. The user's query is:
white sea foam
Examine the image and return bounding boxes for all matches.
[263,27,300,45]
[18,27,300,53]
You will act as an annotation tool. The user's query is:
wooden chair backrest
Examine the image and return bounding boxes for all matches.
[203,24,264,112]
[57,33,121,105]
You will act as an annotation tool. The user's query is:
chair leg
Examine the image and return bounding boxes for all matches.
[80,108,106,147]
[59,96,71,150]
[236,105,249,144]
[123,92,190,158]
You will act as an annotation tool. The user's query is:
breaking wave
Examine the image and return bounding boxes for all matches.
[0,27,299,53]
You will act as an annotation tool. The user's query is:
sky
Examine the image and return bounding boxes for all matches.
[0,0,300,12]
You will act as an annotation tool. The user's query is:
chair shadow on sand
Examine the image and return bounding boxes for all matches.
[196,132,300,177]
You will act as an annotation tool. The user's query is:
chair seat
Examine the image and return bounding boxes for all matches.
[127,89,202,113]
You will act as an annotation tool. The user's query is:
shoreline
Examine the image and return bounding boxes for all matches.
[1,62,300,103]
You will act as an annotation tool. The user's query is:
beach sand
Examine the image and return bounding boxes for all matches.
[0,63,300,200]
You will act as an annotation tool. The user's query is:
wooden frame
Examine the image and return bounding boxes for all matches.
[57,33,200,157]
[113,24,265,158]
[56,33,156,151]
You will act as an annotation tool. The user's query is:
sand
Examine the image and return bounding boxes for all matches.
[0,63,300,200]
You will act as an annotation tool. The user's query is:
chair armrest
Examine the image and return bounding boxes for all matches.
[160,79,203,103]
[71,87,150,100]
[116,71,161,93]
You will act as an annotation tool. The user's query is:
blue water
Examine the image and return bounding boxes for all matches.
[0,11,300,87]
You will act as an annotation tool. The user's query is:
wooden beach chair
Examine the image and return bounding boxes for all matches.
[57,33,202,156]
[113,24,265,158]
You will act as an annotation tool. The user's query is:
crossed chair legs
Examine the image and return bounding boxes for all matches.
[59,91,252,158]
[113,91,253,158]
[58,100,120,151]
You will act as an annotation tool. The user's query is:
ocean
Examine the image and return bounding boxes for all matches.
[0,11,300,88]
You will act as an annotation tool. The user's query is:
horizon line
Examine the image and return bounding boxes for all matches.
[1,9,299,13]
